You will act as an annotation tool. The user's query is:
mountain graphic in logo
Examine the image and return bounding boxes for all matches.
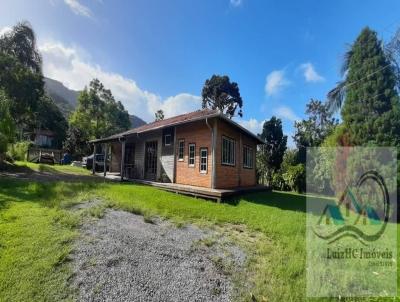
[312,171,390,245]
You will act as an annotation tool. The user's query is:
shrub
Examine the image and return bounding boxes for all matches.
[7,141,31,161]
[271,171,286,191]
[0,133,7,154]
[0,90,15,161]
[282,164,305,193]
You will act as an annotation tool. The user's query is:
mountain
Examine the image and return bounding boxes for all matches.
[44,77,79,117]
[44,77,146,128]
[129,115,147,128]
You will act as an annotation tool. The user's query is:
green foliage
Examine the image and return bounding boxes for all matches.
[0,90,15,155]
[201,74,243,118]
[282,163,305,193]
[63,125,90,157]
[67,78,130,156]
[0,21,42,73]
[0,53,43,126]
[0,133,8,155]
[7,141,31,161]
[0,22,67,150]
[0,22,44,128]
[329,27,400,147]
[257,116,287,185]
[294,99,337,163]
[35,95,68,149]
[155,109,164,121]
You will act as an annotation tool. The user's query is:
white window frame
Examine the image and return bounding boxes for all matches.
[188,143,195,167]
[164,134,171,146]
[243,145,253,169]
[221,136,235,166]
[178,139,184,161]
[200,148,208,174]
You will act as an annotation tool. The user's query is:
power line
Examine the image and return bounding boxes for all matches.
[343,63,392,90]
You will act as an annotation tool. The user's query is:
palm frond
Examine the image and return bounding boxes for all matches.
[326,81,346,114]
[340,47,353,76]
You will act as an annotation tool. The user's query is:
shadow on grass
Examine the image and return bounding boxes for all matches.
[0,161,36,173]
[0,178,100,210]
[232,191,307,212]
[226,190,334,215]
[1,161,104,183]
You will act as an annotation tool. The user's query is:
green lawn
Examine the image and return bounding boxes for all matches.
[0,162,398,301]
[12,160,92,175]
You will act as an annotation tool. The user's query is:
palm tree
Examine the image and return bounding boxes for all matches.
[0,21,42,73]
[326,48,353,113]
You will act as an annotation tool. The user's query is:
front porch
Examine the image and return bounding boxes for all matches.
[95,172,270,202]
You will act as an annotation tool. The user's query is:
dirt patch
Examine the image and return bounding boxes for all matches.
[71,209,247,302]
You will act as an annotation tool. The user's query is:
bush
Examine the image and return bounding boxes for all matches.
[271,171,286,191]
[7,141,31,161]
[0,133,7,154]
[282,164,306,193]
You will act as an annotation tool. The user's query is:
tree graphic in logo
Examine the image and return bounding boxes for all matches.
[312,170,390,245]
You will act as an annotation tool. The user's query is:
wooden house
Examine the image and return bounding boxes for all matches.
[90,109,264,191]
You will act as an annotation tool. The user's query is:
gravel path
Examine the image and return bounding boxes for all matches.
[71,209,246,302]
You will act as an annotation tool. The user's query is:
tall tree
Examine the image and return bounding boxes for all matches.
[327,27,400,146]
[0,21,44,128]
[68,79,130,156]
[257,116,287,185]
[0,90,15,159]
[35,95,68,149]
[293,99,337,163]
[155,109,164,121]
[0,21,42,73]
[201,74,243,118]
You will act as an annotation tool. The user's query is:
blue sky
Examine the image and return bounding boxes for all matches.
[1,0,399,145]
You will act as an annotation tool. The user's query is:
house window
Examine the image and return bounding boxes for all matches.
[243,145,253,169]
[188,143,195,167]
[200,148,208,173]
[164,134,171,146]
[221,136,235,166]
[178,140,184,161]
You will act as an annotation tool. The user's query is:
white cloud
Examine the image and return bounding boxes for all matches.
[39,41,201,122]
[273,106,300,122]
[238,118,264,135]
[0,26,12,37]
[230,0,242,7]
[300,62,324,82]
[265,70,290,96]
[64,0,92,18]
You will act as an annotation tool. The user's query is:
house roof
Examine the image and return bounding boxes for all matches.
[90,109,264,144]
[34,129,55,137]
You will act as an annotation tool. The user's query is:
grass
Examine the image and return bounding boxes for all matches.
[0,179,97,301]
[0,160,92,176]
[0,162,398,301]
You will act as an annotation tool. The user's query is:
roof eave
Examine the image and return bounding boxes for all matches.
[218,114,264,144]
[89,111,264,144]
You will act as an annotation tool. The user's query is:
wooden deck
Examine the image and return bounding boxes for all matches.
[95,172,270,202]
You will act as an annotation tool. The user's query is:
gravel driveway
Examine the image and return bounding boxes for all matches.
[71,209,246,302]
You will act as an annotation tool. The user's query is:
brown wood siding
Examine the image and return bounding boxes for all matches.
[215,120,257,188]
[175,121,212,188]
[110,142,121,172]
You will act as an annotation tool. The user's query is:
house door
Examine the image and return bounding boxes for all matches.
[124,143,135,178]
[144,141,158,180]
